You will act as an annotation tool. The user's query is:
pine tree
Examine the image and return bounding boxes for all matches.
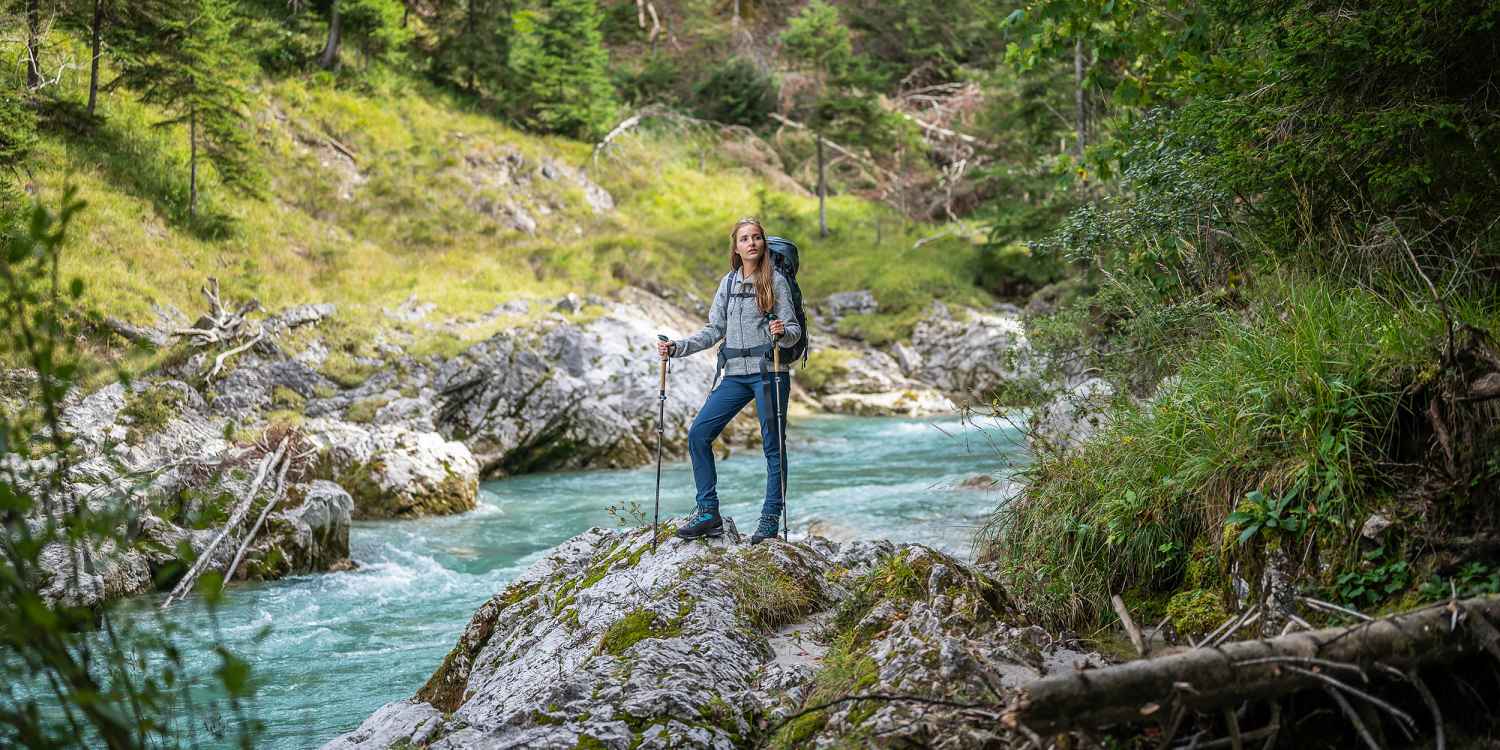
[115,0,260,219]
[506,0,616,139]
[429,0,512,96]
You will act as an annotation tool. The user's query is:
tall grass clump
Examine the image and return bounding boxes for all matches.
[987,276,1451,627]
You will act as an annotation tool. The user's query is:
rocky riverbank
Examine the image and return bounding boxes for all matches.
[27,282,1047,609]
[323,521,1100,749]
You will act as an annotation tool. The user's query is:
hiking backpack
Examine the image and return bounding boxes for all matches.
[766,235,809,365]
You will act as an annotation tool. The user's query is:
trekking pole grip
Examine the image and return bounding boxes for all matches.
[657,335,669,392]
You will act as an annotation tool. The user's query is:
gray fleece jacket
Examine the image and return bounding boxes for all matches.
[671,268,802,376]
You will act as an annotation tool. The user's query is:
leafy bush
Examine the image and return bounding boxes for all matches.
[984,278,1450,627]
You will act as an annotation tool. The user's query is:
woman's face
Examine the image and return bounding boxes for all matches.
[734,223,766,265]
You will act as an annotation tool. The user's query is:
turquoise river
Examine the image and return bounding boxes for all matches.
[154,413,1027,747]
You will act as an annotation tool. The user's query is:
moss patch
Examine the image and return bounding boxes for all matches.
[270,385,306,412]
[345,395,389,423]
[597,607,681,657]
[1167,589,1229,638]
[120,384,184,444]
[797,348,857,394]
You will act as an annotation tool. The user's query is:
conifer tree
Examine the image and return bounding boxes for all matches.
[430,0,512,95]
[506,0,617,139]
[115,0,259,219]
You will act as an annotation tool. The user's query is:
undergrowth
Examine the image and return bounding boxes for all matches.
[984,274,1497,628]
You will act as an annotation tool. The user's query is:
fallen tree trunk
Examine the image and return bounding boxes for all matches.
[1005,595,1500,734]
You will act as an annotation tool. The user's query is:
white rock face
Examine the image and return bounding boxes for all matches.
[324,526,1096,749]
[307,419,479,518]
[31,389,354,608]
[909,302,1040,402]
[818,389,955,417]
[1029,377,1116,455]
[435,288,755,477]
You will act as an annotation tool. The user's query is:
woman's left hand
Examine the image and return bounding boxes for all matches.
[769,319,785,337]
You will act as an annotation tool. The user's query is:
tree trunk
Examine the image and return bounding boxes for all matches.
[26,0,41,89]
[1005,595,1500,734]
[464,0,475,93]
[401,0,409,28]
[189,107,198,219]
[87,0,105,115]
[319,0,342,70]
[732,0,740,26]
[817,132,827,238]
[1073,38,1087,158]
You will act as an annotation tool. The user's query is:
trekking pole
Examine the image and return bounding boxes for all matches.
[767,315,789,541]
[653,334,670,553]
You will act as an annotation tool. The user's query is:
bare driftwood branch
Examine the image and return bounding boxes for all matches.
[205,324,264,381]
[1004,595,1500,733]
[1112,594,1147,657]
[161,438,290,608]
[223,445,293,589]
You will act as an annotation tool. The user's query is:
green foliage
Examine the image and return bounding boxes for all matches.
[691,58,777,127]
[780,1,853,81]
[114,0,264,215]
[1333,546,1412,610]
[0,190,259,747]
[0,83,37,174]
[336,0,412,63]
[428,0,512,94]
[1421,562,1500,602]
[507,0,618,139]
[1225,489,1305,546]
[986,278,1451,627]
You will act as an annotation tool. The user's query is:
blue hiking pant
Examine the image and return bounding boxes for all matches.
[687,373,791,518]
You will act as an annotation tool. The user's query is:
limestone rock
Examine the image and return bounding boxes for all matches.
[434,287,744,477]
[822,290,878,319]
[909,303,1040,402]
[818,389,955,417]
[326,527,1101,749]
[1029,377,1115,455]
[307,419,479,518]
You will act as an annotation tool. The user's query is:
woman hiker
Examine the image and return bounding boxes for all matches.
[657,217,801,545]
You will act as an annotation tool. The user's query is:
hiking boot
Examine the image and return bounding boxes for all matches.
[675,509,723,540]
[750,514,781,545]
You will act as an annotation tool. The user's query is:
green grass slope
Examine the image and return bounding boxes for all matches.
[14,32,988,374]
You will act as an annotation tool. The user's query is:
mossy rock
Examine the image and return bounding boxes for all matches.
[1167,589,1229,638]
[345,396,389,423]
[270,385,307,412]
[120,384,185,444]
[597,608,681,657]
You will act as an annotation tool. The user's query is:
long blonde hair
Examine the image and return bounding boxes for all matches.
[729,218,776,314]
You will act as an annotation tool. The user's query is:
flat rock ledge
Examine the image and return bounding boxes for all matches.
[324,523,1098,749]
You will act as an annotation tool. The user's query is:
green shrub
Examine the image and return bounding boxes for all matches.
[984,277,1449,627]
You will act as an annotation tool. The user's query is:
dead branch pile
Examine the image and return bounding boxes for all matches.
[170,277,264,380]
[160,435,295,608]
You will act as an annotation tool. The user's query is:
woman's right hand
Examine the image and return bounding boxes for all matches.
[657,339,674,359]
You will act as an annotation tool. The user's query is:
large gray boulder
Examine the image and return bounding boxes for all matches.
[435,288,752,477]
[306,418,479,519]
[909,301,1041,403]
[1028,377,1116,455]
[323,526,1097,749]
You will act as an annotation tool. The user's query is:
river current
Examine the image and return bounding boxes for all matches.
[157,413,1026,748]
